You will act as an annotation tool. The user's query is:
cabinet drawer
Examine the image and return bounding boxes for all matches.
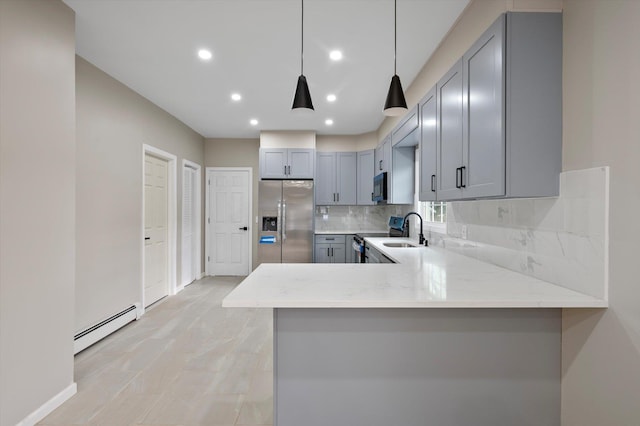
[315,234,346,244]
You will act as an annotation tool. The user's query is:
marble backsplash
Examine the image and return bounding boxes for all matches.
[315,204,413,233]
[443,167,609,300]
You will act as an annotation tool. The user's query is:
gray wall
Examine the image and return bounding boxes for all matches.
[561,1,640,424]
[0,1,76,425]
[76,57,205,331]
[204,138,260,271]
[383,0,639,424]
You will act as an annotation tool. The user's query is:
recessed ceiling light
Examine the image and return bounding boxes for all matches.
[325,119,334,126]
[329,50,343,61]
[250,119,259,126]
[326,94,337,102]
[198,49,212,61]
[231,93,242,101]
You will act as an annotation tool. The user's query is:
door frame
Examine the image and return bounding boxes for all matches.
[205,167,253,276]
[141,144,177,315]
[180,159,202,290]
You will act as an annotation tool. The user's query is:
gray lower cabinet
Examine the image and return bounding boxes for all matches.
[315,152,356,205]
[259,148,315,179]
[314,235,346,263]
[357,150,375,205]
[434,12,562,201]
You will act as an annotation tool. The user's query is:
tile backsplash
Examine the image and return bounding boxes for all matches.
[443,167,608,300]
[315,204,413,233]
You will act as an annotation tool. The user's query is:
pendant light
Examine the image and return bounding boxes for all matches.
[292,0,314,110]
[383,0,408,116]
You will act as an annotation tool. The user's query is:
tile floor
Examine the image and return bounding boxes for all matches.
[39,276,273,426]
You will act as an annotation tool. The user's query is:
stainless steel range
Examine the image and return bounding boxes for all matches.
[352,232,389,263]
[351,216,410,263]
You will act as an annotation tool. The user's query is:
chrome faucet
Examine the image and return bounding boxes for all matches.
[403,212,427,246]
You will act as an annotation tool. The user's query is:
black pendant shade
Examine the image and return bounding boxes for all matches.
[383,74,407,116]
[383,0,408,116]
[292,74,314,110]
[292,0,314,111]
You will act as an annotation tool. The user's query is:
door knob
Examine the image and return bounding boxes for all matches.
[239,226,248,231]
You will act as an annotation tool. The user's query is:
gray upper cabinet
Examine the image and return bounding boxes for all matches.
[461,13,505,199]
[315,152,356,205]
[336,152,357,205]
[357,150,375,205]
[260,148,315,179]
[392,104,419,148]
[436,59,464,201]
[315,152,336,204]
[419,87,437,201]
[434,12,562,201]
[501,12,562,198]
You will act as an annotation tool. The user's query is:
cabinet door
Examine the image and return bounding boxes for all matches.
[331,244,346,263]
[314,243,332,263]
[462,15,505,198]
[260,148,287,179]
[375,135,390,174]
[437,59,464,201]
[374,145,382,174]
[336,152,357,205]
[346,235,356,263]
[357,150,375,205]
[419,87,438,201]
[382,137,392,174]
[315,152,336,205]
[288,149,315,179]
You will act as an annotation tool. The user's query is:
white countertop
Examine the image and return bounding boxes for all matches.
[222,237,608,309]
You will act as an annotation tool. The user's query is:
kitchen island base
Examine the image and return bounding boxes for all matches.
[274,308,560,426]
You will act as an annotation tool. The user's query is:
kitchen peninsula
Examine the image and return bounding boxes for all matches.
[223,238,606,426]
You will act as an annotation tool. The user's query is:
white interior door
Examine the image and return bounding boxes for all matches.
[181,166,195,285]
[207,169,250,276]
[144,154,169,306]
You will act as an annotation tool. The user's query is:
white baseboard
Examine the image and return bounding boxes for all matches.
[16,382,77,426]
[198,271,206,280]
[135,302,144,319]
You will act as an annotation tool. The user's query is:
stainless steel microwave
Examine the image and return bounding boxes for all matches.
[372,172,388,203]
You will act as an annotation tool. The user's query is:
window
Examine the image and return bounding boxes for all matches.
[414,146,446,229]
[419,201,447,224]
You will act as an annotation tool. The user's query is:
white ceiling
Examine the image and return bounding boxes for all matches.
[63,0,470,138]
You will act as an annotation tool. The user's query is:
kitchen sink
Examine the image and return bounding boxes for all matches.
[383,242,417,248]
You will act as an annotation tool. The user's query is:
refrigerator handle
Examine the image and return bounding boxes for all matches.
[277,199,282,238]
[282,200,286,242]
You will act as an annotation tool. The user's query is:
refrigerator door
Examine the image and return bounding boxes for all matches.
[258,181,283,264]
[282,181,314,263]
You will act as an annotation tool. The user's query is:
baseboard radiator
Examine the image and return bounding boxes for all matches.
[73,304,139,354]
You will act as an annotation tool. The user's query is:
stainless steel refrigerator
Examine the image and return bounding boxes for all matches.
[258,180,314,263]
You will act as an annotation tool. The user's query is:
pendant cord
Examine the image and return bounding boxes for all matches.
[301,0,304,76]
[394,0,397,76]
